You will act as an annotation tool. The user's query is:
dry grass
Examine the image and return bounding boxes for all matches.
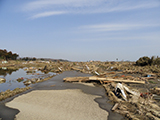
[0,87,31,101]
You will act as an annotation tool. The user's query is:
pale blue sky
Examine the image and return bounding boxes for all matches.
[0,0,160,61]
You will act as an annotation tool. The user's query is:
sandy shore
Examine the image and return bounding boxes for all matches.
[6,89,108,120]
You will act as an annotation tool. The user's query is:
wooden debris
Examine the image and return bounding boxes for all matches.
[146,112,160,120]
[0,78,6,83]
[89,76,146,84]
[71,67,83,72]
[100,80,113,84]
[63,76,145,84]
[115,110,129,116]
[63,77,89,82]
[112,103,119,111]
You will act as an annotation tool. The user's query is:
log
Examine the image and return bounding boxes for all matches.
[63,76,145,84]
[112,103,119,111]
[115,110,129,115]
[63,77,89,82]
[71,67,83,72]
[89,76,145,84]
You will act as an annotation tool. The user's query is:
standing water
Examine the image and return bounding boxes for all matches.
[0,68,55,92]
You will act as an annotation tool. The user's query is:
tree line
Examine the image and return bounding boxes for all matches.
[19,57,37,61]
[0,49,19,60]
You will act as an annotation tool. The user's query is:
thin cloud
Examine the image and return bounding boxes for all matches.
[72,34,160,42]
[22,0,160,19]
[23,0,103,11]
[30,11,66,19]
[79,23,160,32]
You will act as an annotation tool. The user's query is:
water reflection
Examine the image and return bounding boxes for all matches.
[0,68,55,92]
[0,68,18,76]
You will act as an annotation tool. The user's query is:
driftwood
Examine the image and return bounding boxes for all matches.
[112,103,119,111]
[89,76,145,84]
[71,67,83,72]
[63,76,146,84]
[63,77,89,82]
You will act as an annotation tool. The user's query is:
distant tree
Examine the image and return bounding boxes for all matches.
[33,57,36,61]
[154,56,160,65]
[12,53,19,60]
[136,56,160,66]
[136,56,151,66]
[6,51,12,60]
[0,49,19,60]
[40,58,45,61]
[21,57,37,61]
[25,57,29,61]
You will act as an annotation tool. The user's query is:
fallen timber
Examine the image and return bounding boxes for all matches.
[89,76,146,84]
[63,76,146,84]
[63,77,89,82]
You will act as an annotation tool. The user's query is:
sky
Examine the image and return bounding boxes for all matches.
[0,0,160,61]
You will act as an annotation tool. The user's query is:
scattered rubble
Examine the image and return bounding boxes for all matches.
[103,83,160,120]
[23,75,55,86]
[64,75,160,119]
[16,77,24,82]
[0,78,6,83]
[61,61,160,120]
[1,60,160,119]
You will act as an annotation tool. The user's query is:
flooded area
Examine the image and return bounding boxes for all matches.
[0,71,125,120]
[0,68,55,92]
[1,60,160,120]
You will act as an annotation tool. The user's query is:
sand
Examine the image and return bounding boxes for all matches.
[6,89,108,120]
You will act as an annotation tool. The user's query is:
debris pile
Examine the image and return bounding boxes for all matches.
[64,75,160,119]
[1,60,160,119]
[62,60,160,120]
[104,83,160,120]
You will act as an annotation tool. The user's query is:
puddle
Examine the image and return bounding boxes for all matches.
[0,68,55,92]
[0,68,17,76]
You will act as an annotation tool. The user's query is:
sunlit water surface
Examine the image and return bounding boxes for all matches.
[0,68,55,91]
